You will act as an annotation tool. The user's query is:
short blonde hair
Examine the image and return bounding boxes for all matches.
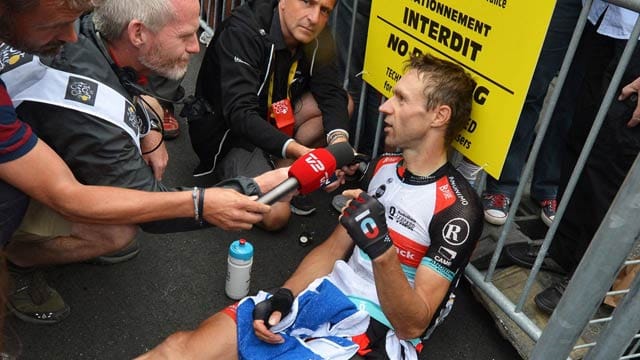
[93,0,175,41]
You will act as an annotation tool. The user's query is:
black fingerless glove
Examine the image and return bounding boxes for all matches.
[252,288,294,329]
[340,192,392,260]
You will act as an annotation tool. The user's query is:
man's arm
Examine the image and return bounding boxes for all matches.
[0,139,276,229]
[339,189,446,339]
[252,224,354,344]
[371,248,451,340]
[213,24,291,157]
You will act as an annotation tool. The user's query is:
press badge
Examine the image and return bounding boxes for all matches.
[271,98,295,136]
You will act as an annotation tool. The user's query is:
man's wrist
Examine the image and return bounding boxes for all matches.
[326,130,349,145]
[361,233,393,260]
[285,141,311,159]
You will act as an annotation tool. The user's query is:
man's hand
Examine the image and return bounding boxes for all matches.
[339,192,392,260]
[141,130,168,180]
[253,167,291,201]
[322,163,360,192]
[252,288,294,344]
[321,140,358,192]
[618,76,640,128]
[285,141,313,160]
[202,188,271,230]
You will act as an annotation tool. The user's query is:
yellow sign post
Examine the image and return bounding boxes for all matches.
[363,0,555,178]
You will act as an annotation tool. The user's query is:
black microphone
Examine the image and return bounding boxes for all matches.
[257,142,355,205]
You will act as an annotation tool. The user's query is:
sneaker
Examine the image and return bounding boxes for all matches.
[502,243,568,275]
[482,193,511,225]
[535,276,569,315]
[331,194,350,213]
[290,195,316,216]
[162,107,180,140]
[8,264,70,324]
[87,239,140,265]
[540,199,557,227]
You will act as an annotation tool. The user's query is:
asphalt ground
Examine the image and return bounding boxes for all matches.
[2,49,522,360]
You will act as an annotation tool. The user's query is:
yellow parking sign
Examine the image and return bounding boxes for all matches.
[363,0,555,178]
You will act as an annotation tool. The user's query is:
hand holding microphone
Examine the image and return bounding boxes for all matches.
[257,142,355,204]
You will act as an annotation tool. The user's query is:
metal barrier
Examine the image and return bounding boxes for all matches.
[197,0,640,357]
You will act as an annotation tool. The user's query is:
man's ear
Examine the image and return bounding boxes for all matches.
[432,104,452,128]
[127,20,145,48]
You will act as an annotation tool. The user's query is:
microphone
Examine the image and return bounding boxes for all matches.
[257,142,355,204]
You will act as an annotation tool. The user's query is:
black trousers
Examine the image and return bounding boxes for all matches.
[549,22,640,273]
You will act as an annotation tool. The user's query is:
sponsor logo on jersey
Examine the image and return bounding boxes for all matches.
[442,218,470,246]
[388,206,416,231]
[434,177,457,214]
[437,246,457,261]
[374,184,386,198]
[0,44,32,72]
[435,246,457,266]
[65,76,98,106]
[390,228,427,268]
[448,176,469,205]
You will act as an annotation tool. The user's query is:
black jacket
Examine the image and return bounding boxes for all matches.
[190,0,349,175]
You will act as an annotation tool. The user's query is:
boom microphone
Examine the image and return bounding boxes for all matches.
[257,142,355,205]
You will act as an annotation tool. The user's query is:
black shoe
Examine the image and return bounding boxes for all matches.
[86,239,140,265]
[503,243,568,275]
[8,264,70,324]
[535,277,569,315]
[290,195,316,216]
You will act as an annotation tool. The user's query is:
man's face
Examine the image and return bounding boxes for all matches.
[0,0,84,56]
[138,0,200,80]
[279,0,334,48]
[379,69,437,150]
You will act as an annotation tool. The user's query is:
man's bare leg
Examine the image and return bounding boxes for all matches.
[136,312,239,360]
[6,223,138,267]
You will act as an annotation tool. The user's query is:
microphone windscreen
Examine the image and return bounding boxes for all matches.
[289,147,337,194]
[326,142,355,168]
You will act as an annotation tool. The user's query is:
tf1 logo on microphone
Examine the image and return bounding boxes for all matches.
[305,153,326,173]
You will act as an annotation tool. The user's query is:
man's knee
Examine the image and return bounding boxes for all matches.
[258,202,291,231]
[143,330,193,359]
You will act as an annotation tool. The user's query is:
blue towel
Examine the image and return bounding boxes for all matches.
[236,278,368,360]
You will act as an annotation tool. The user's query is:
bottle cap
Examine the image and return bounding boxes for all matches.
[229,238,253,260]
[298,231,312,247]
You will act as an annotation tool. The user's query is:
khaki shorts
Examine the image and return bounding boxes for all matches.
[11,199,71,243]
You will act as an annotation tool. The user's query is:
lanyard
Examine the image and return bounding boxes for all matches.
[268,59,298,118]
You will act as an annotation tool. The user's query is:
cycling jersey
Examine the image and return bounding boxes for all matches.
[329,153,484,353]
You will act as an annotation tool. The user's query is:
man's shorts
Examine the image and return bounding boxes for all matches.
[214,146,275,180]
[10,199,71,243]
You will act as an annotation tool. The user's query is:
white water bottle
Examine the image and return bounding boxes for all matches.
[225,238,253,300]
